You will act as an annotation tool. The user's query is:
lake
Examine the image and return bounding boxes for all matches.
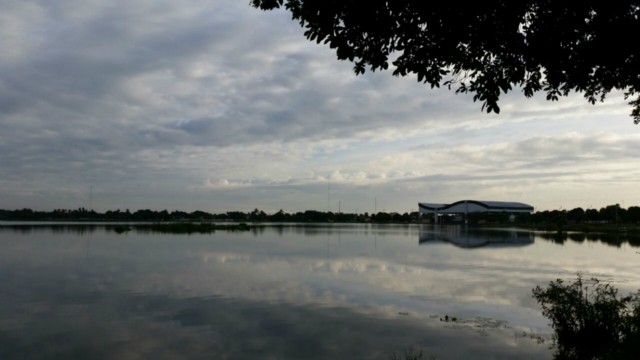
[1,223,639,359]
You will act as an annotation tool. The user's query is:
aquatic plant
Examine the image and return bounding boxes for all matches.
[113,226,131,233]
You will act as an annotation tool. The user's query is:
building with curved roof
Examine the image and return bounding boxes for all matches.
[419,200,534,215]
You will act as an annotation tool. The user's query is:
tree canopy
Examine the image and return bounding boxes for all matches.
[251,1,640,123]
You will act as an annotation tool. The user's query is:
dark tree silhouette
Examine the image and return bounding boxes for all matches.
[251,1,640,123]
[533,275,640,359]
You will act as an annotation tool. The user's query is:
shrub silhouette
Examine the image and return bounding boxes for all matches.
[532,275,640,359]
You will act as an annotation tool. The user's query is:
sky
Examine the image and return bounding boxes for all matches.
[1,0,639,214]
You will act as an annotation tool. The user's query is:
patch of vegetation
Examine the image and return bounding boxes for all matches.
[148,222,250,234]
[113,226,131,234]
[532,275,640,359]
[389,349,436,360]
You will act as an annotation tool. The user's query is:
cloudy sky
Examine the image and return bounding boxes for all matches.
[2,0,639,213]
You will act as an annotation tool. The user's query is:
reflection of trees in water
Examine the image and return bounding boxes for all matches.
[0,224,99,234]
[537,231,640,248]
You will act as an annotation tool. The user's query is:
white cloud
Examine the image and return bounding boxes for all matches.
[1,0,638,212]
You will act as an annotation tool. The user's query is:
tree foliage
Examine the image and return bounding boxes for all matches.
[251,1,640,123]
[533,275,640,359]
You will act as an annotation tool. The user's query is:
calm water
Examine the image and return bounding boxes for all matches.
[1,223,639,359]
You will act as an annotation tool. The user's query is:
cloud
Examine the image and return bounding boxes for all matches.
[0,0,638,212]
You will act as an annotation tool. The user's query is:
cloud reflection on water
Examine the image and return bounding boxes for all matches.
[3,224,639,358]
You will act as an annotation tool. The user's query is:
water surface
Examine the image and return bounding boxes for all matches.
[1,223,639,359]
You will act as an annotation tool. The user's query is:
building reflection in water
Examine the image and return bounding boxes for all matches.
[418,226,534,248]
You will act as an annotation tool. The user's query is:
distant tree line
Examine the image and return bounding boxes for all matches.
[2,204,639,225]
[0,207,415,223]
[426,204,640,227]
[527,204,640,226]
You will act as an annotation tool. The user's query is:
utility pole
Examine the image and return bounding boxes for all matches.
[327,180,330,213]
